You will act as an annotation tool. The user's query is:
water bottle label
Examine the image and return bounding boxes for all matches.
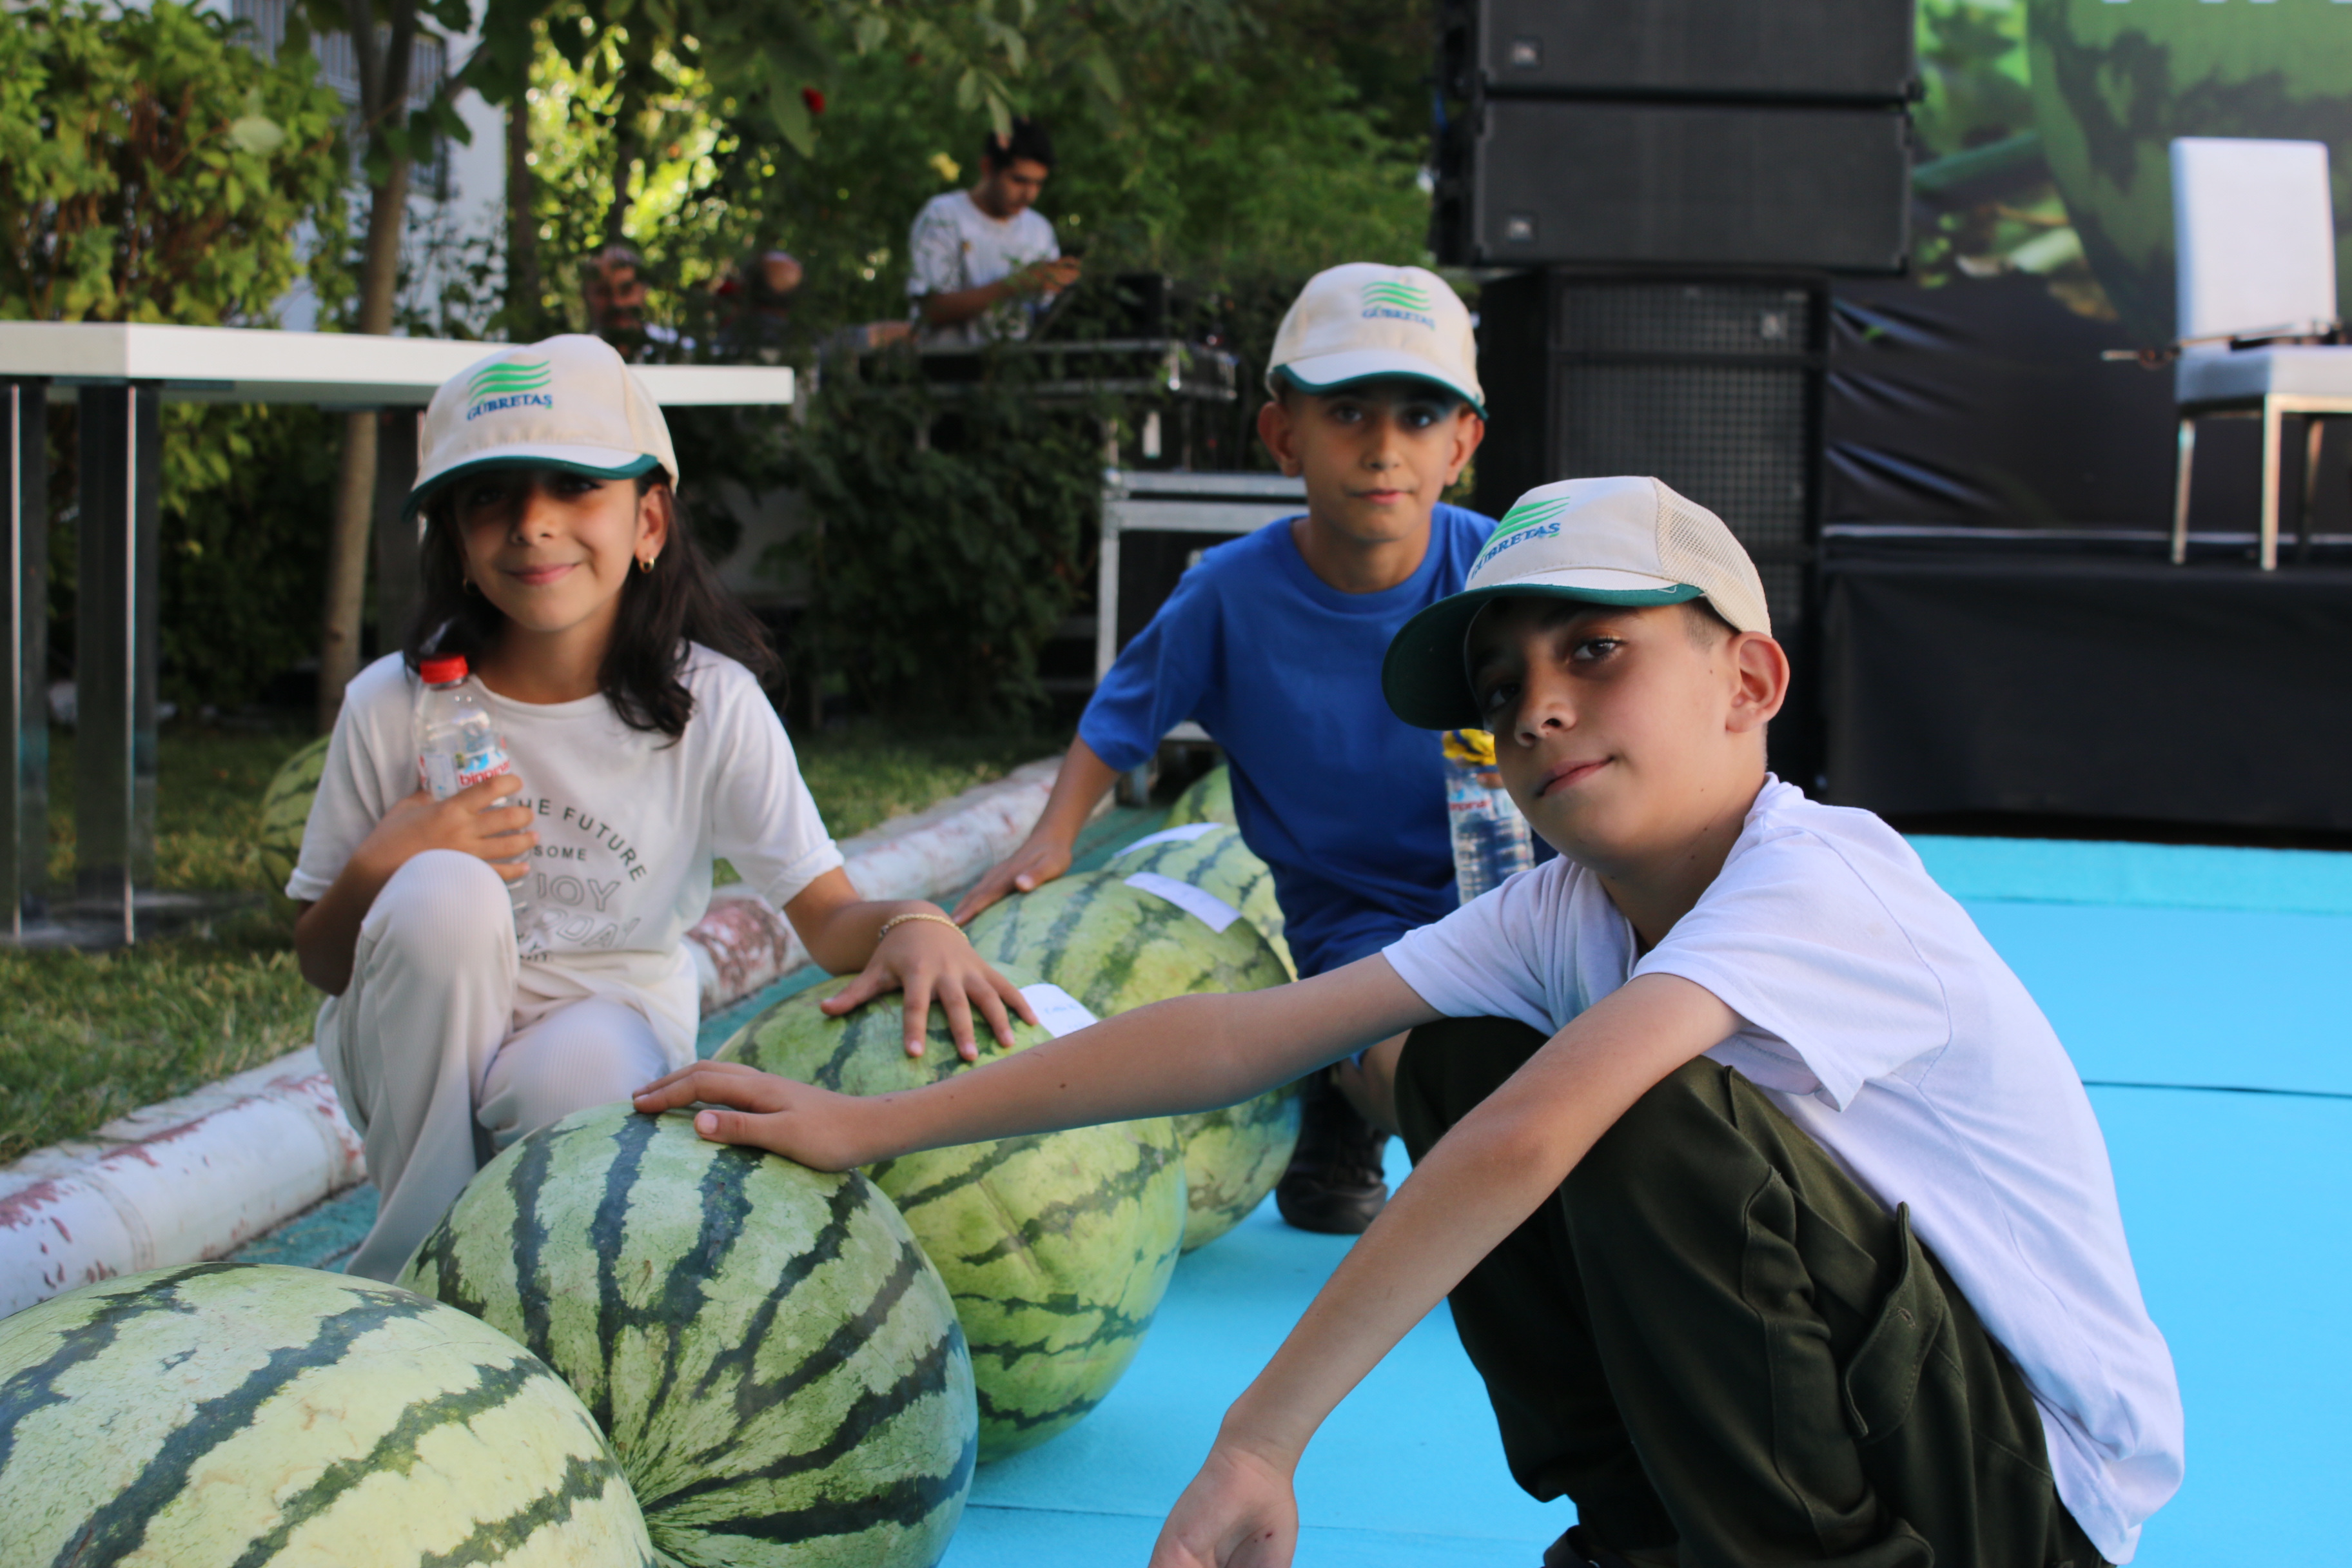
[453,744,513,789]
[420,753,460,798]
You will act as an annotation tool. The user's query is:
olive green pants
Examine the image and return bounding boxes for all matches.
[1393,1017,2107,1568]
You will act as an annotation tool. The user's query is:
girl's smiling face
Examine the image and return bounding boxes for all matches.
[453,468,669,643]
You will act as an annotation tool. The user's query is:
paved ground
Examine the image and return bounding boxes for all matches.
[239,826,2352,1565]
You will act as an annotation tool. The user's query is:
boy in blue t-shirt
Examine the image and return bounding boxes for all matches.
[951,262,1494,1233]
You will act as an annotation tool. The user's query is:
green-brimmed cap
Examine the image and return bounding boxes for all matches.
[1264,262,1484,415]
[405,335,677,528]
[1381,476,1771,730]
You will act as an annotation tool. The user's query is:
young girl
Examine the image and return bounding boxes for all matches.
[288,334,1034,1281]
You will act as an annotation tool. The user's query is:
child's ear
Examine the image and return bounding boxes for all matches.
[1725,632,1790,734]
[1255,398,1304,478]
[636,482,676,556]
[1443,407,1486,487]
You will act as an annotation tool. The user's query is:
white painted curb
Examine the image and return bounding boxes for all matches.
[0,755,1084,1318]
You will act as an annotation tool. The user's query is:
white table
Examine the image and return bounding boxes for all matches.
[1,323,793,945]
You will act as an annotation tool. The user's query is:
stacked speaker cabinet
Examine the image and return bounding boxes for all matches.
[1442,0,1915,782]
[1433,0,1917,271]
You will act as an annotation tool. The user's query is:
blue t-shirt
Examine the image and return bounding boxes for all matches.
[1080,504,1497,977]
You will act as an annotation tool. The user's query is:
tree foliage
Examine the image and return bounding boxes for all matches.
[0,0,350,326]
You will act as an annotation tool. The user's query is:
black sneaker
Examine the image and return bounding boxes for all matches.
[1275,1072,1389,1234]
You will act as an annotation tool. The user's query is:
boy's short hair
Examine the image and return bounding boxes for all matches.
[983,117,1055,172]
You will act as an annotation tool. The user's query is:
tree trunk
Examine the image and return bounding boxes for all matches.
[505,95,542,338]
[317,5,418,733]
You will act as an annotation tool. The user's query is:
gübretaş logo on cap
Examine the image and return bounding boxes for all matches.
[466,359,554,421]
[1469,494,1576,576]
[1360,278,1437,331]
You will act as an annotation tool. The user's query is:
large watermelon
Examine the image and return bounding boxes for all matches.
[0,1262,656,1565]
[1108,820,1295,978]
[257,733,331,916]
[2029,0,2352,342]
[1161,763,1236,828]
[965,870,1299,1252]
[716,972,1188,1462]
[400,1103,975,1568]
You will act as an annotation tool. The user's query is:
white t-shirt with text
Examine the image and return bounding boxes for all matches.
[1382,778,2181,1565]
[289,648,843,1067]
[905,190,1059,349]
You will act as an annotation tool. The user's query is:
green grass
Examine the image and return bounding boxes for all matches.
[2,717,1061,1163]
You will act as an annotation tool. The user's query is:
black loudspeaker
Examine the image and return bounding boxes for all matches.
[1447,0,1916,103]
[1473,271,1827,774]
[1436,98,1910,271]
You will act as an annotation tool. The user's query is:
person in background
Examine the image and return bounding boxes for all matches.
[584,244,687,360]
[712,248,805,364]
[906,117,1082,349]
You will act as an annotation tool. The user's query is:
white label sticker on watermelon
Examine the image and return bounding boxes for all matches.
[1118,822,1226,854]
[1124,872,1242,933]
[1019,983,1100,1038]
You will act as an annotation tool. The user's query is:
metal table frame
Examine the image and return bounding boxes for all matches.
[1,322,792,945]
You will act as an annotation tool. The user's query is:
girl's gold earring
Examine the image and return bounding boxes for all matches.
[637,554,655,574]
[462,577,480,596]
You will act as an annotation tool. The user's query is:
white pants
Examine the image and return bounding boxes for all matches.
[318,851,670,1281]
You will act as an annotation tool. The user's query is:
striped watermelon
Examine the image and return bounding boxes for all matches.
[0,1262,656,1566]
[1162,763,1235,828]
[257,733,331,915]
[964,871,1299,1252]
[1109,820,1295,978]
[400,1103,976,1568]
[716,971,1187,1462]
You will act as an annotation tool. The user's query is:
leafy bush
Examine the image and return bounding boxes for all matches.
[0,0,349,328]
[785,355,1102,720]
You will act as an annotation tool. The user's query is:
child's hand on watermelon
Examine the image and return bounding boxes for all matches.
[781,874,1040,1061]
[631,1060,876,1171]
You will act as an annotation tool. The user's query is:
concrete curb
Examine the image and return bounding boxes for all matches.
[0,756,1077,1318]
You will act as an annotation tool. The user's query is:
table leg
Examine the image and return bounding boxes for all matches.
[3,379,47,940]
[73,384,159,945]
[2259,397,2282,572]
[1095,503,1122,687]
[2170,416,2195,565]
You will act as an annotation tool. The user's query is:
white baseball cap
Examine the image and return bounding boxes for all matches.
[406,334,679,525]
[1382,476,1772,730]
[1266,263,1484,415]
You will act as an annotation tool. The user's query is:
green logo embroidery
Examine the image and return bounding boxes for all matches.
[467,360,554,399]
[1492,496,1574,536]
[1361,280,1435,311]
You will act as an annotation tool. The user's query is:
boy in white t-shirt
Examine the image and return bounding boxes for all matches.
[638,478,2183,1567]
[906,117,1081,349]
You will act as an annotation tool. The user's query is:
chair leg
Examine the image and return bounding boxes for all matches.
[2171,415,2196,564]
[2300,415,2326,565]
[2259,397,2283,571]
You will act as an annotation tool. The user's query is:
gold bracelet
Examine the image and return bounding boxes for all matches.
[876,910,966,945]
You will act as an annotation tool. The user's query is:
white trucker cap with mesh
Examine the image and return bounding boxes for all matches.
[1266,262,1485,415]
[1381,476,1772,730]
[405,334,679,527]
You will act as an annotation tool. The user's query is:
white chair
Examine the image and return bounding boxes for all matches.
[2170,137,2352,569]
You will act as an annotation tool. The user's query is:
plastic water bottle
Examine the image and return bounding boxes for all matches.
[1441,729,1533,905]
[414,653,531,926]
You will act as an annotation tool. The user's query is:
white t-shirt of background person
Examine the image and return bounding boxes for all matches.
[288,647,844,1070]
[1382,778,2182,1566]
[905,190,1060,349]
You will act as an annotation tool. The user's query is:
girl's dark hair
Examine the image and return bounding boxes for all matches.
[404,469,782,741]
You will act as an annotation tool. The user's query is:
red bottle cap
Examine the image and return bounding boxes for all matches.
[419,654,468,685]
